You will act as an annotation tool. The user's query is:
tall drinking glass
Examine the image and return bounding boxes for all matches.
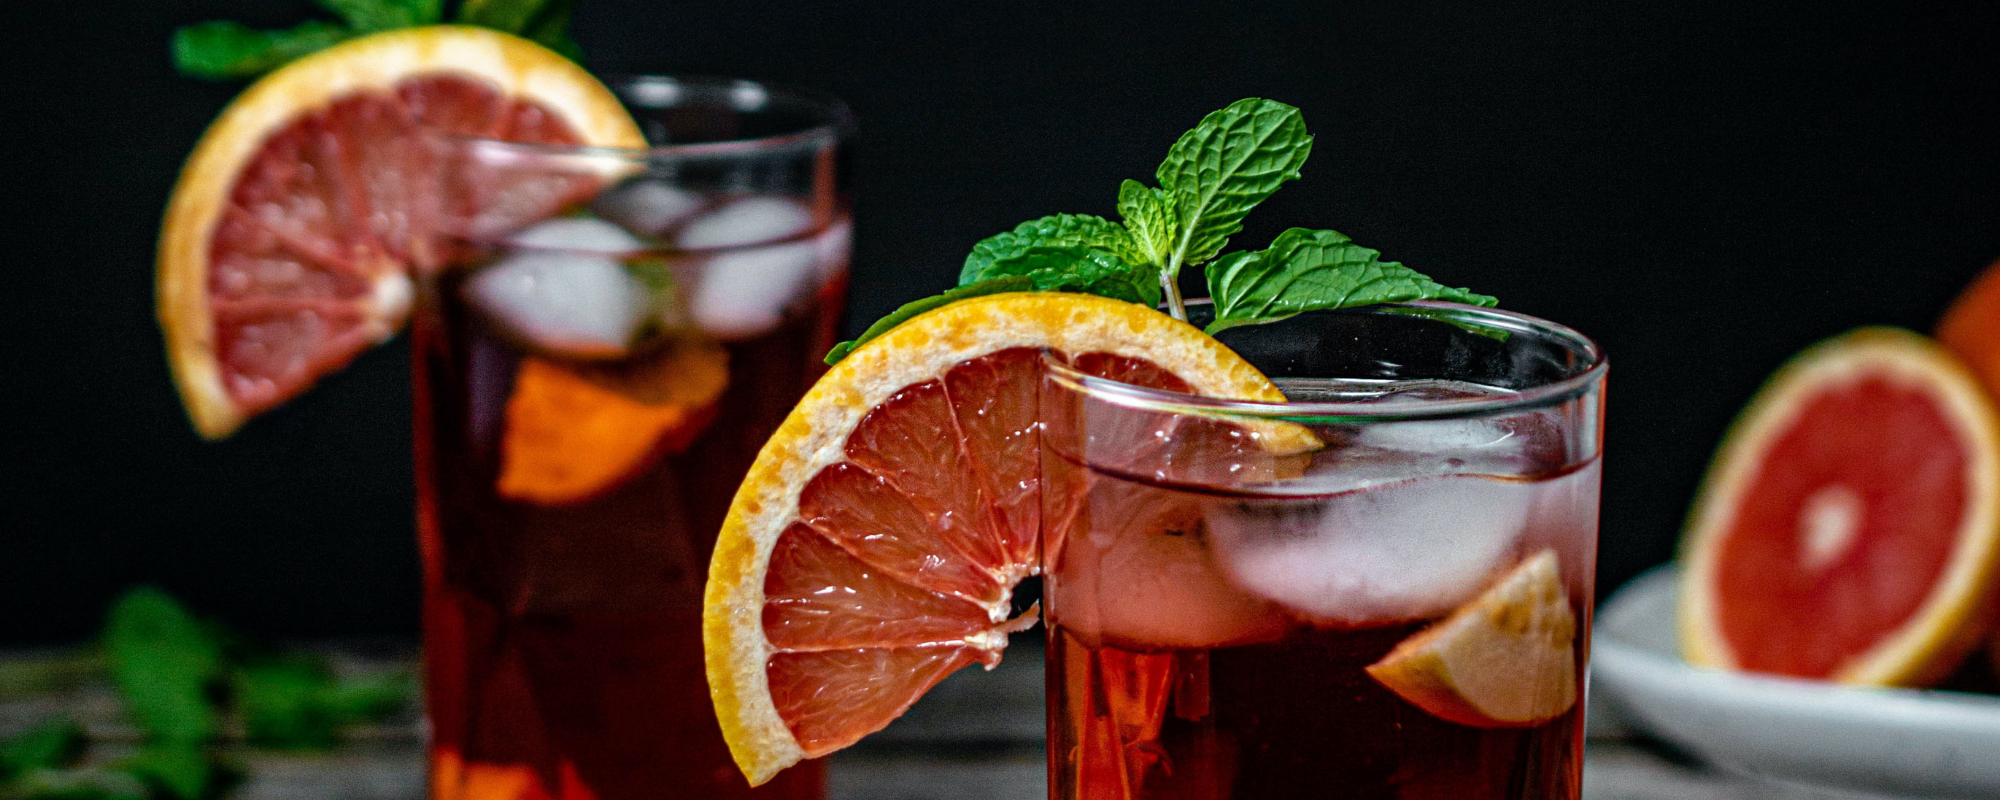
[414,77,851,800]
[1042,302,1605,800]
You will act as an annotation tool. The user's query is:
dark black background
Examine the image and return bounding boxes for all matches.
[7,1,1998,644]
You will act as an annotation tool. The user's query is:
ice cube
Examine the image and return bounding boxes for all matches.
[506,216,646,253]
[679,240,820,339]
[1205,474,1535,625]
[1049,479,1292,649]
[592,180,706,236]
[464,250,651,357]
[1358,418,1519,454]
[676,196,814,250]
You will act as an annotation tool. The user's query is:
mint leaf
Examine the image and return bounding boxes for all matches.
[117,745,223,800]
[316,0,441,31]
[102,588,222,743]
[171,21,353,80]
[1204,228,1496,334]
[1155,98,1312,272]
[4,767,149,800]
[1116,180,1177,269]
[973,246,1161,308]
[825,277,1034,365]
[518,0,583,59]
[458,0,581,57]
[319,672,415,722]
[1,717,86,779]
[961,214,1141,284]
[235,659,340,749]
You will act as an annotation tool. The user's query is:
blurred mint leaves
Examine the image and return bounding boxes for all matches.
[172,0,581,80]
[827,98,1493,363]
[0,588,413,800]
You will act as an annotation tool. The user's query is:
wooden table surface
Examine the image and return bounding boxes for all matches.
[0,639,1914,800]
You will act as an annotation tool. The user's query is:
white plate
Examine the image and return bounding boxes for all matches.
[1593,565,2000,799]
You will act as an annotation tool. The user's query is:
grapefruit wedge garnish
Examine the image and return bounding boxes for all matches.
[1365,550,1578,727]
[702,292,1298,785]
[1680,327,2000,686]
[158,26,645,438]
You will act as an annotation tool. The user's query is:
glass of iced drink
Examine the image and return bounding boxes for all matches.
[1042,302,1605,800]
[414,77,851,800]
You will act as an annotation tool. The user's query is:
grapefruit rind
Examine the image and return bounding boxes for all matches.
[702,292,1295,785]
[158,25,646,439]
[1678,327,2000,686]
[1365,550,1578,728]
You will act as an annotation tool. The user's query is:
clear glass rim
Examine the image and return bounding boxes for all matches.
[442,74,855,161]
[1043,300,1608,423]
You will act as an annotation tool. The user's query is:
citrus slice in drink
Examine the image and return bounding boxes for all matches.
[1365,550,1578,727]
[702,291,1296,784]
[158,25,646,438]
[497,337,730,505]
[1679,327,2000,686]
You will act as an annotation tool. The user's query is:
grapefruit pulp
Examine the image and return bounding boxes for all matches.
[158,26,646,438]
[1680,327,2000,686]
[702,292,1307,785]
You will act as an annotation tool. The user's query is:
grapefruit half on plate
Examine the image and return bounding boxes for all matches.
[1680,327,2000,686]
[158,26,645,438]
[701,292,1307,785]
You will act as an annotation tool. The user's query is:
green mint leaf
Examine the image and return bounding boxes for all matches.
[4,767,149,800]
[234,658,339,750]
[519,0,582,59]
[319,672,415,722]
[825,277,1035,365]
[171,21,353,80]
[1,717,86,779]
[117,745,221,800]
[961,214,1141,285]
[458,0,562,34]
[1155,98,1312,272]
[103,588,223,743]
[1115,180,1177,270]
[1204,228,1496,334]
[969,246,1161,308]
[315,0,440,31]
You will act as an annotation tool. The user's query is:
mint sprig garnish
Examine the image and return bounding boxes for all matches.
[826,98,1495,364]
[171,0,579,80]
[1205,228,1495,334]
[824,277,1035,365]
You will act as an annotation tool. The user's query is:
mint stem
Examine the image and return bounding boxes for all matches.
[1159,271,1188,320]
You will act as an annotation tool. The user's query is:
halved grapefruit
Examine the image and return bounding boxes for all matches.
[1679,327,2000,686]
[702,291,1302,785]
[1939,256,2000,408]
[158,26,645,438]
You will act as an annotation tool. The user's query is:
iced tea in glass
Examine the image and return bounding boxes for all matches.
[1042,303,1605,800]
[414,77,851,800]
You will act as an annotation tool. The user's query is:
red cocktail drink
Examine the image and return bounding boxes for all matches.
[1043,304,1606,800]
[415,77,851,800]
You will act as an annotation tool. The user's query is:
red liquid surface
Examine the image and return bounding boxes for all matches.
[413,237,845,799]
[1046,434,1598,800]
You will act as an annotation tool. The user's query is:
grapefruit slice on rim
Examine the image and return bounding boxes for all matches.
[1679,327,2000,686]
[1366,550,1578,727]
[702,292,1302,785]
[158,26,645,438]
